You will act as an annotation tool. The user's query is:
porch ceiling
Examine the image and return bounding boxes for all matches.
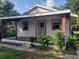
[0,9,70,20]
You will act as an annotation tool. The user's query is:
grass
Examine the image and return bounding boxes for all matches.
[0,46,63,59]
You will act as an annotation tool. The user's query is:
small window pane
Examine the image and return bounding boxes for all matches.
[53,23,60,30]
[22,21,28,30]
[52,20,60,30]
[40,22,44,28]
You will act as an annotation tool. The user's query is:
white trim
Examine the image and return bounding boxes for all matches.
[34,5,59,11]
[25,5,38,13]
[0,9,70,20]
[70,13,78,17]
[25,5,59,13]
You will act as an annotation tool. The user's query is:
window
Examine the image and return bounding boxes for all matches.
[22,21,29,31]
[53,22,60,30]
[40,22,45,28]
[52,20,61,30]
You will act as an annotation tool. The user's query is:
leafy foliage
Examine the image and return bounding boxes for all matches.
[0,0,3,17]
[64,0,79,14]
[71,14,79,31]
[66,35,77,49]
[30,36,37,47]
[54,30,64,50]
[0,0,20,37]
[52,30,65,50]
[3,1,14,16]
[77,14,79,24]
[76,14,79,31]
[40,36,52,49]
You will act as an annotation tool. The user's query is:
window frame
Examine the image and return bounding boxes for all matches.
[51,19,61,30]
[22,20,29,31]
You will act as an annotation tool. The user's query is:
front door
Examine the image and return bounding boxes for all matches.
[38,20,46,37]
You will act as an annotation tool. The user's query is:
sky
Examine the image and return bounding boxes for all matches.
[10,0,66,14]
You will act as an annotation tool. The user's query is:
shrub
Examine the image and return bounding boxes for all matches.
[40,36,52,49]
[56,31,64,50]
[30,36,37,47]
[66,35,77,49]
[53,30,64,50]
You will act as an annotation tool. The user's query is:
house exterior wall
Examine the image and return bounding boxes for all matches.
[46,18,52,36]
[17,17,53,38]
[17,19,36,37]
[17,16,70,38]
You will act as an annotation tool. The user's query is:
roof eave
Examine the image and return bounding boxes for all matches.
[0,9,71,20]
[70,13,78,18]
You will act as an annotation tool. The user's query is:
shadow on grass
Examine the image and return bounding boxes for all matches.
[24,52,64,59]
[0,46,64,59]
[29,46,64,59]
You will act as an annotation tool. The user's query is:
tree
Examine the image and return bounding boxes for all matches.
[3,0,19,16]
[64,0,79,14]
[1,0,20,37]
[0,0,3,17]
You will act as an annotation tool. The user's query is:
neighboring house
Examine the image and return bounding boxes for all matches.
[0,4,78,41]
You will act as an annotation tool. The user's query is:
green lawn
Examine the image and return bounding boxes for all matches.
[0,47,63,59]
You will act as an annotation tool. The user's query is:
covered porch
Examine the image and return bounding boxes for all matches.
[0,10,71,41]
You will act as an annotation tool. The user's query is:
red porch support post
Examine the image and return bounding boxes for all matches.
[61,16,66,33]
[15,20,18,40]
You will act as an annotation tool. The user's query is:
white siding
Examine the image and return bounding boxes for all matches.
[46,19,52,36]
[17,17,70,37]
[17,19,35,37]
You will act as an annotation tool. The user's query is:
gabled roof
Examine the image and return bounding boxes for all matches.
[0,10,70,20]
[24,5,59,14]
[24,5,78,18]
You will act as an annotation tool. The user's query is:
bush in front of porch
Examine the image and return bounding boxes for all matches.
[66,35,77,50]
[30,36,37,47]
[40,36,52,49]
[52,30,64,51]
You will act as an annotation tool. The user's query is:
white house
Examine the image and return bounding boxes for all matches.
[0,0,78,41]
